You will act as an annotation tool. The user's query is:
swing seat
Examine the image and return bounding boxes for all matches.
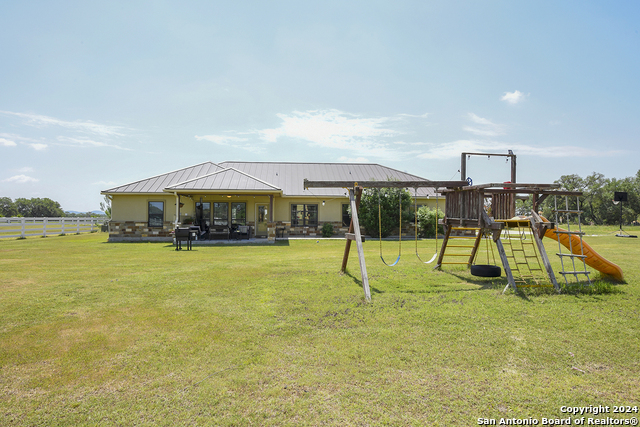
[470,264,501,277]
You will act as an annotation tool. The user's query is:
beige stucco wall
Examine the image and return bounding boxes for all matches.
[111,194,178,223]
[110,193,444,226]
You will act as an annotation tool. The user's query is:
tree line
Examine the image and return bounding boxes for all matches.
[1,197,66,217]
[0,197,105,218]
[518,170,640,225]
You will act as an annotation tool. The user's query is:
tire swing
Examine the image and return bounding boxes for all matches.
[414,187,438,264]
[470,230,502,278]
[378,189,402,267]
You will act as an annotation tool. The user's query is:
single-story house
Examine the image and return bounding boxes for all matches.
[101,161,442,242]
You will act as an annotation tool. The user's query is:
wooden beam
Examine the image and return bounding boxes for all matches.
[530,211,560,292]
[341,187,363,272]
[469,230,483,265]
[496,239,517,293]
[304,179,468,189]
[435,224,452,269]
[345,233,365,242]
[533,194,550,212]
[447,182,560,190]
[348,188,371,302]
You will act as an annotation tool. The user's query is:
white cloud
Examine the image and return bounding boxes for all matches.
[417,140,624,160]
[501,90,526,104]
[17,167,34,173]
[194,135,249,145]
[3,174,39,183]
[255,109,403,159]
[29,143,48,151]
[0,111,126,136]
[56,136,132,151]
[194,134,264,153]
[0,137,17,147]
[195,109,436,160]
[463,113,506,137]
[397,112,430,119]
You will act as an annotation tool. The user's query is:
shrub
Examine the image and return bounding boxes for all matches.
[321,222,334,237]
[417,206,444,238]
[359,186,413,238]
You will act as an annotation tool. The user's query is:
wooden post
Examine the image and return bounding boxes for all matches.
[468,230,483,265]
[530,211,560,292]
[461,153,467,181]
[269,195,274,222]
[496,239,517,292]
[341,187,363,273]
[347,187,370,302]
[20,217,25,239]
[435,224,452,269]
[510,152,517,184]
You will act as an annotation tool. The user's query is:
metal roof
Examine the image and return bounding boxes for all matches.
[164,168,281,192]
[102,161,439,197]
[219,161,438,197]
[102,162,223,194]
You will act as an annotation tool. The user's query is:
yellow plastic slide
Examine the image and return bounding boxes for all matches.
[541,219,623,281]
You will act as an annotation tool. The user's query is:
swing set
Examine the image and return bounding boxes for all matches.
[304,151,624,301]
[304,178,465,301]
[376,187,441,267]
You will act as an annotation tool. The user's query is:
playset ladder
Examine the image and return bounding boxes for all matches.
[497,219,549,288]
[553,195,592,286]
[436,226,482,266]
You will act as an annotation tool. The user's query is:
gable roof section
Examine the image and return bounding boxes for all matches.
[102,162,224,194]
[102,161,438,197]
[164,168,281,193]
[218,161,437,197]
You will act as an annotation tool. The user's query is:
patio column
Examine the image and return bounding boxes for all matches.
[173,192,180,228]
[269,195,274,222]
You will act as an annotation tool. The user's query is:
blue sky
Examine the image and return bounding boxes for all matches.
[1,1,639,212]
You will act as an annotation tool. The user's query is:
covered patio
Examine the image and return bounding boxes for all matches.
[165,168,282,241]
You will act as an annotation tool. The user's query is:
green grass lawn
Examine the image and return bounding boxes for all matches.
[1,231,639,426]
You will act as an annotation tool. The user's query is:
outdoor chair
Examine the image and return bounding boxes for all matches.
[209,226,230,240]
[237,225,251,240]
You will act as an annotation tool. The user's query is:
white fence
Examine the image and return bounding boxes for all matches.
[0,217,106,239]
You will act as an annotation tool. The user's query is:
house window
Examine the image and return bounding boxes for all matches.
[148,201,164,227]
[291,204,318,226]
[231,202,246,225]
[213,202,229,226]
[342,204,351,227]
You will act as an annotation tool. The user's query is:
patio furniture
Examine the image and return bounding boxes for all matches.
[230,224,239,240]
[237,225,251,240]
[209,226,230,240]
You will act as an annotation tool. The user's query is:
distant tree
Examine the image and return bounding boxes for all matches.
[536,171,640,226]
[100,195,112,218]
[358,186,413,238]
[15,198,65,217]
[417,206,444,238]
[0,197,18,217]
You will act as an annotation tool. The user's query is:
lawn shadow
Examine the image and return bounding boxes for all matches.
[439,271,534,301]
[342,270,384,294]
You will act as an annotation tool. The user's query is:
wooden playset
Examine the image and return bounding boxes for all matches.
[304,151,623,301]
